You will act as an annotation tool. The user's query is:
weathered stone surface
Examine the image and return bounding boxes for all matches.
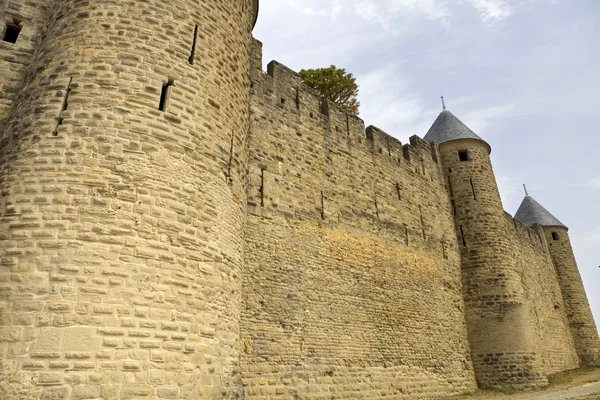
[0,0,255,398]
[0,1,598,399]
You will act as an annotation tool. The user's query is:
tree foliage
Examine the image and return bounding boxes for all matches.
[299,65,360,115]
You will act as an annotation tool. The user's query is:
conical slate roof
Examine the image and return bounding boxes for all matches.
[424,110,487,147]
[514,196,566,228]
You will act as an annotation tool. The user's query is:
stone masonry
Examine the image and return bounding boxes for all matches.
[0,1,598,399]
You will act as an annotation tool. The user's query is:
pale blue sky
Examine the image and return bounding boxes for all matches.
[254,0,600,327]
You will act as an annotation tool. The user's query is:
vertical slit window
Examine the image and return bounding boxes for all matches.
[158,79,174,112]
[404,224,409,246]
[470,178,477,200]
[460,225,467,248]
[260,169,265,207]
[3,20,22,44]
[320,191,325,220]
[227,131,235,181]
[396,183,401,200]
[419,206,426,239]
[188,25,198,64]
[53,78,73,136]
[346,114,350,135]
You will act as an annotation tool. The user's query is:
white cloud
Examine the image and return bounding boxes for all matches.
[588,177,600,189]
[388,0,450,22]
[268,0,555,30]
[462,0,513,24]
[350,0,450,32]
[496,175,525,212]
[576,229,600,250]
[357,64,434,141]
[461,103,515,135]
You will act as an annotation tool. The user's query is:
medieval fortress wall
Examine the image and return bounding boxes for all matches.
[239,39,585,398]
[0,1,598,399]
[240,41,476,398]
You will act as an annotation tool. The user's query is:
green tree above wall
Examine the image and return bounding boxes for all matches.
[299,66,360,115]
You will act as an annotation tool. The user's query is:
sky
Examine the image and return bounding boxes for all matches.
[253,0,600,328]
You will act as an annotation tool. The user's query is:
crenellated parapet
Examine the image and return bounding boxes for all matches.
[251,41,439,170]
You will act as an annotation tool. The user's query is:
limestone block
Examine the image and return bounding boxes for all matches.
[62,327,101,351]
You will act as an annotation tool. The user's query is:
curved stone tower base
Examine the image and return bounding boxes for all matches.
[0,1,257,398]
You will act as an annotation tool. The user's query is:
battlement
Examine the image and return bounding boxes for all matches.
[504,211,547,251]
[251,39,438,168]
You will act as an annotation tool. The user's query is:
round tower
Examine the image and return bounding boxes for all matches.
[0,1,258,399]
[425,109,547,389]
[515,196,600,366]
[0,1,51,131]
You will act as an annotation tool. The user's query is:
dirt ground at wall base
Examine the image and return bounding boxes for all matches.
[446,367,600,400]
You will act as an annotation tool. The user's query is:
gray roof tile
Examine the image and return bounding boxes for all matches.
[424,110,487,146]
[514,196,566,228]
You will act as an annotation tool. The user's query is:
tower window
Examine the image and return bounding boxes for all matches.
[158,79,174,112]
[458,150,469,162]
[3,19,22,44]
[552,232,559,241]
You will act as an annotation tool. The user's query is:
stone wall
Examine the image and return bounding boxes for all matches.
[439,138,547,389]
[0,3,596,399]
[543,226,600,366]
[0,1,255,399]
[239,40,477,399]
[0,0,49,131]
[506,217,579,374]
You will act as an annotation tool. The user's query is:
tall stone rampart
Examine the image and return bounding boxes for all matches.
[504,215,579,374]
[240,39,477,399]
[0,1,256,399]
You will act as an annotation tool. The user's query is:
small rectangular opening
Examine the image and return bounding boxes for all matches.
[396,183,401,200]
[552,232,559,241]
[3,20,22,44]
[53,78,73,137]
[158,79,174,112]
[188,24,198,64]
[470,178,477,200]
[260,169,265,207]
[320,191,325,220]
[227,130,234,182]
[458,150,469,162]
[419,207,426,239]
